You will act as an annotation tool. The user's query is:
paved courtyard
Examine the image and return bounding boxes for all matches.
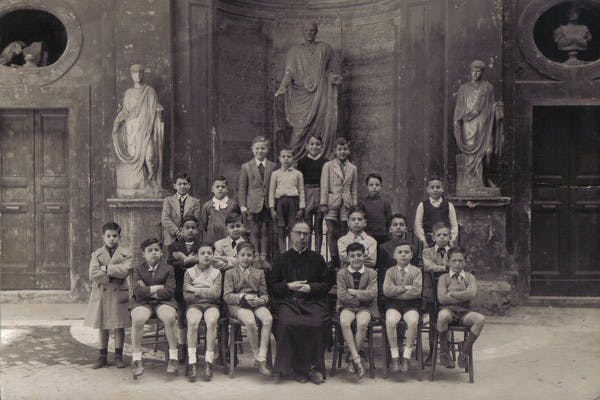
[1,304,599,400]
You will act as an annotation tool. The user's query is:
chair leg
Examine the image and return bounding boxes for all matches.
[450,330,457,361]
[330,323,339,377]
[228,324,235,378]
[382,323,389,379]
[154,322,159,352]
[429,328,437,382]
[469,352,474,383]
[368,325,375,379]
[417,323,424,381]
[220,321,227,371]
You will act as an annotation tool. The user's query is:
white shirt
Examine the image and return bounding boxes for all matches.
[255,159,266,168]
[348,266,366,274]
[212,196,230,210]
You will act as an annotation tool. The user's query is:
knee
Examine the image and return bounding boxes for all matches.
[474,314,485,328]
[161,311,177,325]
[438,310,451,323]
[262,314,273,326]
[339,316,353,329]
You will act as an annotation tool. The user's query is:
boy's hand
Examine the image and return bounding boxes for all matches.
[270,208,278,220]
[319,205,328,214]
[247,297,264,308]
[347,288,358,296]
[184,254,198,264]
[298,284,311,293]
[137,280,147,287]
[241,206,248,215]
[287,280,307,291]
[295,208,305,219]
[172,251,186,261]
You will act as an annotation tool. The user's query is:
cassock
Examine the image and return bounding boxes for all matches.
[268,248,332,377]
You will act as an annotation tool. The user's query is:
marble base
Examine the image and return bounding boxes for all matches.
[107,198,164,266]
[448,196,512,281]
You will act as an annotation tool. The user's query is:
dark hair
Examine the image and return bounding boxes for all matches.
[426,174,444,185]
[348,205,366,218]
[365,173,383,185]
[346,242,365,254]
[447,246,466,259]
[308,135,322,144]
[140,238,161,251]
[225,212,243,225]
[181,215,199,225]
[102,221,121,235]
[335,137,349,147]
[432,222,450,233]
[279,147,293,155]
[174,172,191,184]
[393,240,413,253]
[213,175,228,185]
[197,241,215,252]
[390,213,408,225]
[236,241,255,254]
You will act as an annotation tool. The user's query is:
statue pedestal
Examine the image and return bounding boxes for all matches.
[456,154,500,197]
[107,198,164,267]
[116,164,165,198]
[448,196,516,314]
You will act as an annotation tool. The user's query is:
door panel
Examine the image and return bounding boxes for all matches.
[0,109,69,289]
[531,106,600,296]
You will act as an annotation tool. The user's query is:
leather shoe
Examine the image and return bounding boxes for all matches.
[439,352,455,369]
[390,357,401,373]
[132,360,144,380]
[308,368,325,384]
[345,354,355,374]
[92,355,107,369]
[354,359,365,379]
[400,357,410,373]
[166,359,179,375]
[295,374,308,383]
[204,362,213,381]
[187,363,198,382]
[255,360,272,377]
[115,354,126,369]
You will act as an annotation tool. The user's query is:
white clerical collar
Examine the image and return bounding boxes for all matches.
[293,246,308,254]
[307,153,322,160]
[429,197,443,207]
[212,196,229,210]
[255,159,266,167]
[348,266,365,274]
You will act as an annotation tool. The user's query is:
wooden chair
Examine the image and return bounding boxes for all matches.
[427,271,475,383]
[221,316,273,378]
[330,317,380,379]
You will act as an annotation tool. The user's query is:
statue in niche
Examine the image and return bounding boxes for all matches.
[0,41,25,66]
[553,6,592,66]
[112,64,164,196]
[22,42,45,68]
[275,22,342,160]
[453,60,504,197]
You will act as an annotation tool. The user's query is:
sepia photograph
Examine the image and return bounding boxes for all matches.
[0,0,599,399]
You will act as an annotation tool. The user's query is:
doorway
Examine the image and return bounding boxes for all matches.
[531,105,600,296]
[0,109,70,289]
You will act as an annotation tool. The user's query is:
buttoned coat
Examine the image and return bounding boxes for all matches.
[320,159,358,210]
[223,266,269,316]
[336,267,379,318]
[161,194,202,245]
[84,245,133,329]
[238,160,276,214]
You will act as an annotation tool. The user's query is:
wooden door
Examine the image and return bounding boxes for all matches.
[0,109,70,289]
[531,106,600,296]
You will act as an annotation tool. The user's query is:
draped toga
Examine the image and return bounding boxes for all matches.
[112,84,162,186]
[283,41,338,160]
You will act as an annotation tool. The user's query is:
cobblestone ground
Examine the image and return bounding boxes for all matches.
[1,307,600,400]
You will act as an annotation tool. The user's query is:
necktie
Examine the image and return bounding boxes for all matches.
[231,240,237,251]
[179,196,186,221]
[452,273,460,280]
[437,247,446,258]
[258,163,265,181]
[241,268,250,286]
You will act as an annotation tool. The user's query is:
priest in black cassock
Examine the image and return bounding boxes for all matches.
[268,221,332,384]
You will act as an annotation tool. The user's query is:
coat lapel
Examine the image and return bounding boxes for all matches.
[333,160,344,181]
[358,269,369,289]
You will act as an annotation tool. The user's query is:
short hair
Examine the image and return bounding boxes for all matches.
[366,173,383,185]
[212,175,228,185]
[390,213,408,225]
[447,246,466,259]
[236,241,255,254]
[470,60,485,70]
[102,221,121,235]
[335,137,349,148]
[348,205,366,218]
[426,174,444,185]
[432,222,450,233]
[225,212,243,225]
[140,238,161,251]
[197,241,215,252]
[393,240,414,253]
[279,147,293,156]
[291,220,311,231]
[181,215,199,225]
[252,135,270,147]
[174,172,191,184]
[130,64,144,72]
[308,135,322,144]
[346,242,365,254]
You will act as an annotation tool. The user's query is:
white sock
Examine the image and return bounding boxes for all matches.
[403,347,413,359]
[205,351,214,363]
[169,348,178,360]
[132,352,142,362]
[257,348,267,361]
[188,348,197,364]
[390,347,399,358]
